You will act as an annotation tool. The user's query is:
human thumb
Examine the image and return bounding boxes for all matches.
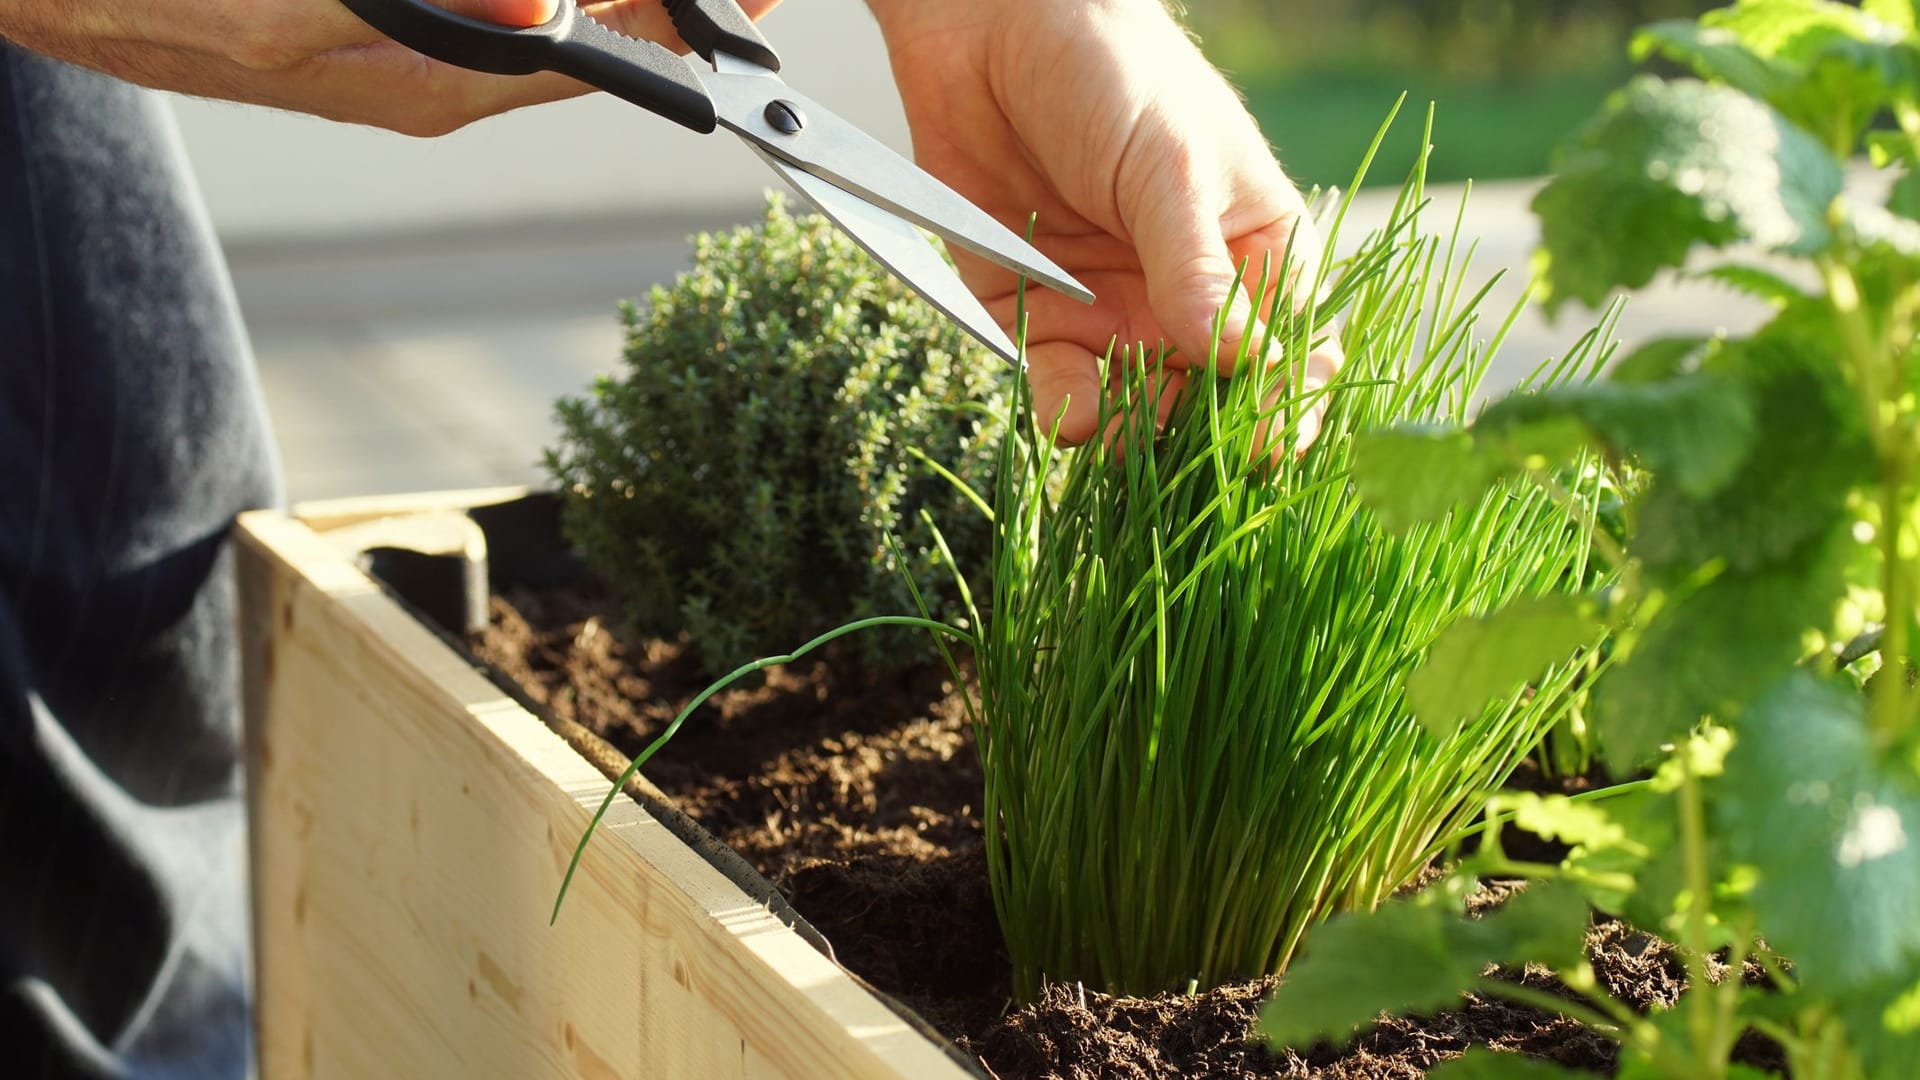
[1133,184,1261,372]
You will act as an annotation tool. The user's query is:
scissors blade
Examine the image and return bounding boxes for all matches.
[705,55,1094,306]
[751,145,1024,368]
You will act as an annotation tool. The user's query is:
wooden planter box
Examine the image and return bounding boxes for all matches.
[235,490,969,1079]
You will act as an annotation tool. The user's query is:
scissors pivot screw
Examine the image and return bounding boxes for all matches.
[763,100,807,135]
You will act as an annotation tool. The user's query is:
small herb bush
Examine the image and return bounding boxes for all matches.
[966,134,1615,999]
[545,195,1008,676]
[1264,3,1920,1077]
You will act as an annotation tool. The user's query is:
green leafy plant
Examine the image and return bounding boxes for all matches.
[1263,3,1920,1076]
[964,169,1613,1000]
[544,194,1008,676]
[555,112,1621,1007]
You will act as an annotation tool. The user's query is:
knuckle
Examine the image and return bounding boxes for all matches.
[1113,109,1207,208]
[1166,248,1235,288]
[1158,249,1238,315]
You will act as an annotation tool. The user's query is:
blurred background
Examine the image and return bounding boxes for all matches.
[1187,0,1717,190]
[171,0,1746,503]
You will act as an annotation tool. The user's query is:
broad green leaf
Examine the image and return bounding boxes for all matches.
[1533,77,1846,311]
[1634,330,1869,572]
[1354,411,1596,533]
[1834,964,1920,1080]
[1709,0,1892,54]
[1612,732,1738,931]
[1616,1049,1775,1080]
[1258,882,1589,1051]
[1260,898,1483,1051]
[1596,525,1850,773]
[1479,367,1757,499]
[1698,0,1920,142]
[1692,263,1808,307]
[1362,340,1753,544]
[1718,673,1920,991]
[1351,426,1505,533]
[1616,828,1691,932]
[1430,1048,1589,1080]
[1709,0,1918,59]
[1410,596,1603,735]
[1618,1008,1782,1080]
[1607,336,1712,384]
[1634,21,1795,104]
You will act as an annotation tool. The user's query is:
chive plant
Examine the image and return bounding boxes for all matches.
[953,126,1614,999]
[558,111,1616,1003]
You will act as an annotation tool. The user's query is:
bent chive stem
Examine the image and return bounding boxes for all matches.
[550,615,971,923]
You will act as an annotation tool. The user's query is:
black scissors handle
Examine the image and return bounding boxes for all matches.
[662,0,779,70]
[339,0,775,134]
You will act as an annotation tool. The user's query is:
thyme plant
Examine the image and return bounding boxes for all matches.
[545,195,1007,677]
[1263,3,1920,1076]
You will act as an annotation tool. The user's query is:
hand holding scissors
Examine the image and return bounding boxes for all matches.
[0,0,1326,444]
[337,0,1096,366]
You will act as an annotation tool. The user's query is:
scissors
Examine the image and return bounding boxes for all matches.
[337,0,1096,366]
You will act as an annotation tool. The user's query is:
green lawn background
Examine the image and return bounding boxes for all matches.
[1185,0,1718,189]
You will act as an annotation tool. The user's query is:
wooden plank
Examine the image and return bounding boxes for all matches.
[317,509,487,564]
[236,509,970,1079]
[290,486,532,533]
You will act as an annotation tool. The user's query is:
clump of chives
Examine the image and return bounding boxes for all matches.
[963,118,1613,999]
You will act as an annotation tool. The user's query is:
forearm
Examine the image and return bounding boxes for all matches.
[0,2,782,136]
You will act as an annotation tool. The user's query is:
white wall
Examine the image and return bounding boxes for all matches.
[169,0,908,243]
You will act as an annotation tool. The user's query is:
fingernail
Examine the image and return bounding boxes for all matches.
[1306,344,1343,384]
[1292,371,1332,457]
[1294,402,1325,457]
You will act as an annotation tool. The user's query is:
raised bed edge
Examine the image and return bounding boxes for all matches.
[236,497,967,1079]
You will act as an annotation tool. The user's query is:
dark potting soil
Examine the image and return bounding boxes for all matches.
[469,584,1783,1079]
